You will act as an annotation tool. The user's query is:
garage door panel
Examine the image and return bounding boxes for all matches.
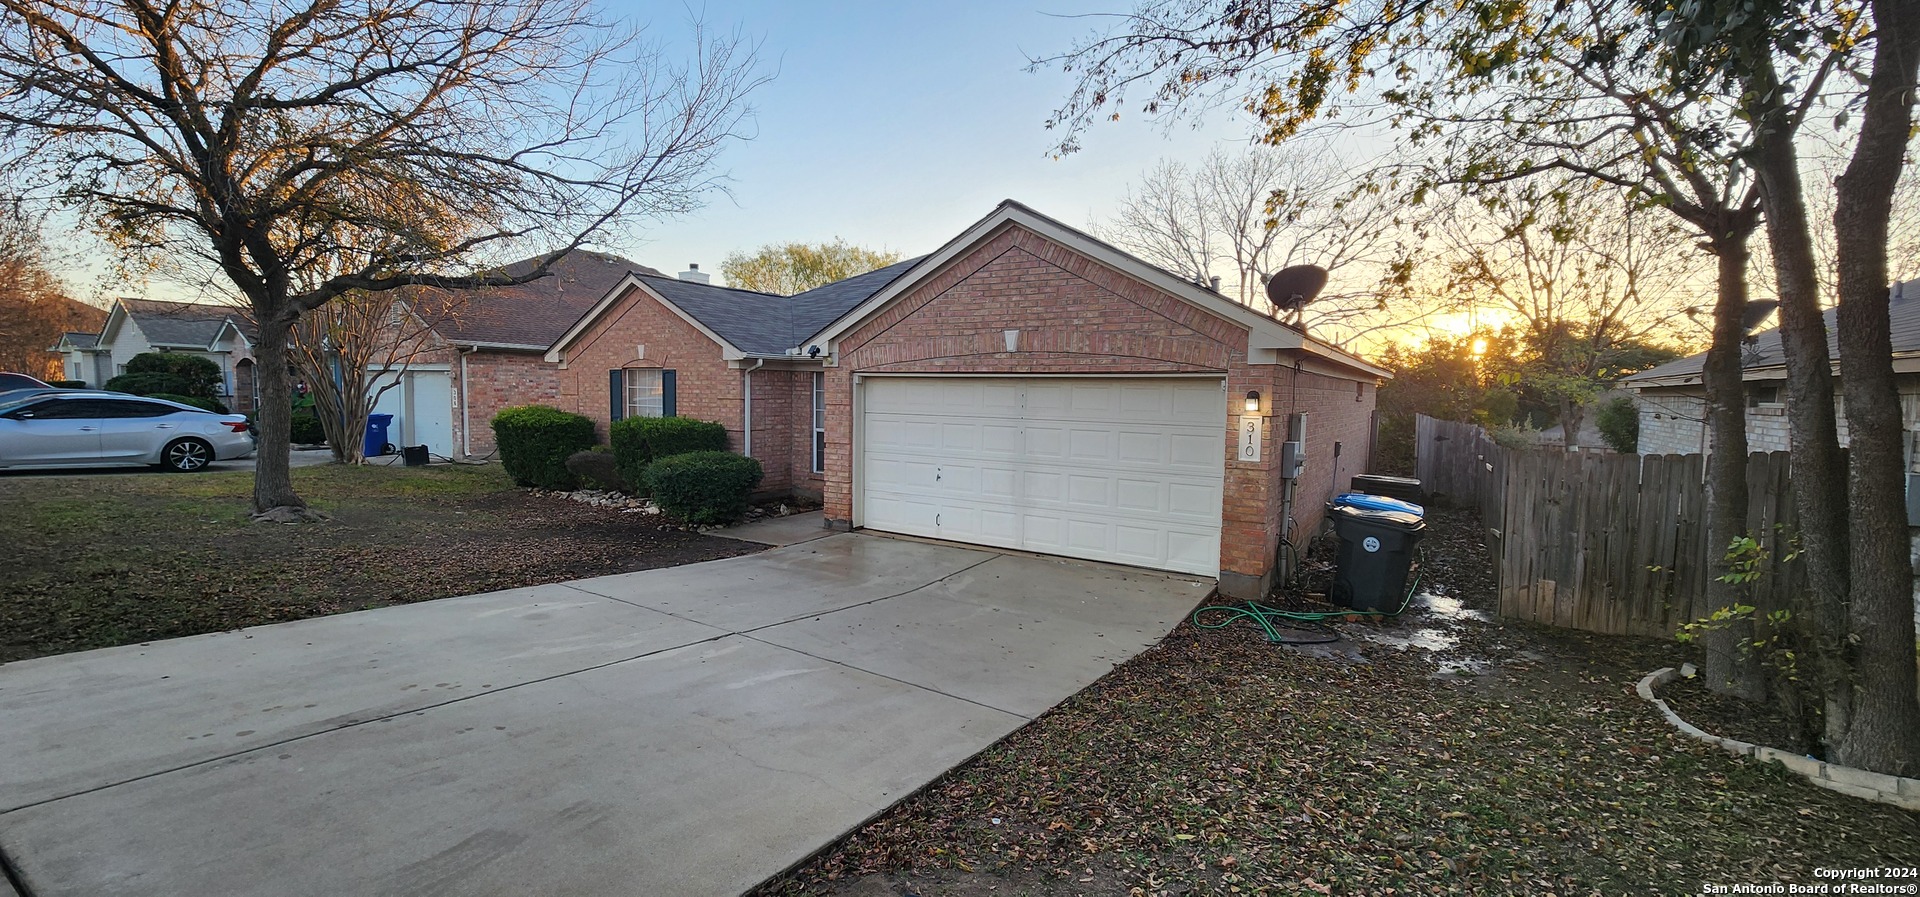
[1170,433,1223,468]
[860,378,1224,577]
[1067,474,1110,506]
[1025,426,1066,459]
[981,424,1022,455]
[1067,428,1111,461]
[1170,482,1222,517]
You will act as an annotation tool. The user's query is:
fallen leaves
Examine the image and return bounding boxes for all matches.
[752,509,1920,897]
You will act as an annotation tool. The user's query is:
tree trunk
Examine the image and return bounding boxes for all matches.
[1560,399,1586,453]
[1826,0,1920,776]
[1702,229,1765,701]
[1751,122,1854,742]
[251,313,309,515]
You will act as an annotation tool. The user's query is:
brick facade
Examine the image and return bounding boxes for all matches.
[821,222,1378,598]
[1634,378,1920,458]
[546,282,824,494]
[459,350,562,456]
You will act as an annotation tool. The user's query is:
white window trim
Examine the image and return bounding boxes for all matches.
[625,367,665,419]
[811,371,826,474]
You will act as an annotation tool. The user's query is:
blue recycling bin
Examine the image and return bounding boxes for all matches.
[364,413,394,457]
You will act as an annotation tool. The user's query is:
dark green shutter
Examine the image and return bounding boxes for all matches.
[609,369,624,422]
[662,369,677,417]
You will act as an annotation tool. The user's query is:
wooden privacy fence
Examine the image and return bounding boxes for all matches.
[1413,414,1802,638]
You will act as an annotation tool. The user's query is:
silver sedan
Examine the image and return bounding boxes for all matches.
[0,391,256,472]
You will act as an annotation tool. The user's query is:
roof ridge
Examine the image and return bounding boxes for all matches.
[631,270,788,299]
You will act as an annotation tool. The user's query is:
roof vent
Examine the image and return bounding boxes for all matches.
[678,263,710,285]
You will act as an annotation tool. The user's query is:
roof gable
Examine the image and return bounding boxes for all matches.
[807,201,1388,379]
[114,298,243,350]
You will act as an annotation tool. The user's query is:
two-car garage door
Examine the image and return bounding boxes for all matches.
[859,377,1225,576]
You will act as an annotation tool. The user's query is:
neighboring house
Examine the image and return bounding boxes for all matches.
[50,332,97,383]
[62,299,258,412]
[547,200,1388,599]
[1624,277,1920,459]
[370,250,663,458]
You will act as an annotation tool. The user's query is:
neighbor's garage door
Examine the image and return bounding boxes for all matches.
[859,377,1225,576]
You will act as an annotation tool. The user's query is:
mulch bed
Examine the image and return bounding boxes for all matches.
[754,508,1920,897]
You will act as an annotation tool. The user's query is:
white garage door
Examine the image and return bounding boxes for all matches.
[369,368,454,458]
[860,377,1225,576]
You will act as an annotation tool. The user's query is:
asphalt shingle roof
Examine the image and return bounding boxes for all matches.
[787,257,923,349]
[61,332,98,349]
[413,250,663,348]
[1627,277,1920,384]
[628,257,923,356]
[120,298,245,349]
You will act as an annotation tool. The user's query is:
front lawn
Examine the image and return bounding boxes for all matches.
[0,463,757,663]
[757,510,1920,896]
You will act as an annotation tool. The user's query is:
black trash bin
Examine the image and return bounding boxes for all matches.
[1329,504,1425,612]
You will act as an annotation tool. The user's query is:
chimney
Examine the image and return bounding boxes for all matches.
[1209,275,1222,292]
[678,263,710,285]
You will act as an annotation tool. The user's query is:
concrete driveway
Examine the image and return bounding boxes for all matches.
[0,533,1210,897]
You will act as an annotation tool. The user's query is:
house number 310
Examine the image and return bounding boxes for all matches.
[1238,416,1262,463]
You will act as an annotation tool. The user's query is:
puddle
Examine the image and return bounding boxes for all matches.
[1416,590,1491,623]
[1361,626,1458,652]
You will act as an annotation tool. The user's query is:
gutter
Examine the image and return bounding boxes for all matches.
[460,346,479,457]
[741,357,765,458]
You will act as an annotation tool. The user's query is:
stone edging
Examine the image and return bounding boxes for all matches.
[1636,667,1920,811]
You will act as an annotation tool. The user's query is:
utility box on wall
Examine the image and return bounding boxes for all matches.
[1280,440,1306,479]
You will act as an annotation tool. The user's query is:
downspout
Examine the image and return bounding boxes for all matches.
[741,357,766,458]
[460,346,479,458]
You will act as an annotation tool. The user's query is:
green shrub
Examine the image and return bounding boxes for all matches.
[123,352,222,397]
[565,447,628,492]
[148,393,230,414]
[493,405,597,490]
[290,412,326,445]
[1595,396,1640,454]
[611,416,728,491]
[642,451,764,525]
[106,370,200,397]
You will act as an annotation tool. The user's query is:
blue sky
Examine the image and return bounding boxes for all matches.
[601,1,1260,281]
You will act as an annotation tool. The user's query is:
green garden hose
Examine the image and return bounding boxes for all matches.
[1191,563,1424,645]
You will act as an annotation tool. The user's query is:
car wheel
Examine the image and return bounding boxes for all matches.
[162,438,214,472]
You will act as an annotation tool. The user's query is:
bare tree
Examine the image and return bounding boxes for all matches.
[0,0,766,518]
[288,287,452,464]
[1099,146,1408,344]
[1425,184,1702,445]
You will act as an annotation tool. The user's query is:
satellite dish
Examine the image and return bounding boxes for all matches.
[1741,299,1780,334]
[1265,265,1329,313]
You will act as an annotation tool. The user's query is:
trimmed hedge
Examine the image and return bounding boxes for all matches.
[493,405,597,490]
[641,451,764,525]
[290,412,327,445]
[149,393,229,414]
[124,352,222,397]
[565,447,628,492]
[611,416,728,492]
[105,371,201,398]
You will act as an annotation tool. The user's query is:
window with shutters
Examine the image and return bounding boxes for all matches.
[624,368,665,418]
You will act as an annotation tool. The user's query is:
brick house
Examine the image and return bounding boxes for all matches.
[547,200,1386,599]
[1625,276,1920,458]
[363,250,661,458]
